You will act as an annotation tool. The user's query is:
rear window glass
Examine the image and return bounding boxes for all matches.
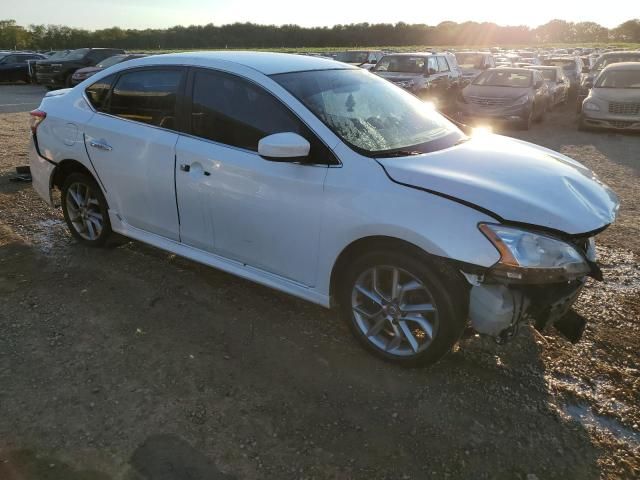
[110,69,183,129]
[85,74,117,112]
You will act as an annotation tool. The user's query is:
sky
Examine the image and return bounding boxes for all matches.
[3,0,635,30]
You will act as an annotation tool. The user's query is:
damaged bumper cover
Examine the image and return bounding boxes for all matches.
[464,225,609,344]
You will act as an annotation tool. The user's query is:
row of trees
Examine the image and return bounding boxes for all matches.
[1,18,639,51]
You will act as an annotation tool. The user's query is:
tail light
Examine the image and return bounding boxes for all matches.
[29,109,46,134]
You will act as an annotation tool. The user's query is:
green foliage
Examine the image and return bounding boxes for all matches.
[0,18,639,50]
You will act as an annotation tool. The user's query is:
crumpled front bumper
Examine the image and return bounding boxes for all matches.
[467,274,587,343]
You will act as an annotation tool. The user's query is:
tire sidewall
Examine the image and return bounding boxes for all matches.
[61,172,112,247]
[338,250,468,367]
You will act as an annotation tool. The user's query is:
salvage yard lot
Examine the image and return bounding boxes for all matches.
[0,84,639,479]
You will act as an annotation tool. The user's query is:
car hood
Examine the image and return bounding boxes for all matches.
[377,134,619,235]
[463,85,530,99]
[589,87,640,102]
[74,66,101,75]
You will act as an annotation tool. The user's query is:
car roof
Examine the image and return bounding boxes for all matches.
[134,51,354,75]
[602,62,640,71]
[487,67,533,73]
[382,52,441,57]
[524,65,559,70]
[600,51,640,56]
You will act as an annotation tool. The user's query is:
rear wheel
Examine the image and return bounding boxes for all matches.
[61,173,112,247]
[338,250,468,367]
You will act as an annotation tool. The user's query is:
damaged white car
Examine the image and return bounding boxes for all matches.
[29,52,619,366]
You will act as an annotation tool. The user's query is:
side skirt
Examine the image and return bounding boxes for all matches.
[109,211,331,309]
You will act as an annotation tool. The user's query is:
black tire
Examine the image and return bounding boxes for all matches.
[517,108,533,130]
[61,172,113,247]
[337,249,468,367]
[535,102,545,123]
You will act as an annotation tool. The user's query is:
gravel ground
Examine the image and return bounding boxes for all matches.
[0,87,639,479]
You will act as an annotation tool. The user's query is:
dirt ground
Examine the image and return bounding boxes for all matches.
[0,85,639,479]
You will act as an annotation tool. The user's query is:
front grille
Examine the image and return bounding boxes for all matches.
[36,65,54,74]
[608,120,635,128]
[468,96,510,107]
[608,102,640,116]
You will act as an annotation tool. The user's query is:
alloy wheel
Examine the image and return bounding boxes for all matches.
[65,182,104,241]
[351,266,439,357]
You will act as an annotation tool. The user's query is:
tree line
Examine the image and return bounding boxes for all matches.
[1,18,639,51]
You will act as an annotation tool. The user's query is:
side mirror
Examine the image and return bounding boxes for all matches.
[427,67,437,75]
[582,66,590,74]
[557,78,565,84]
[258,133,310,162]
[584,80,593,89]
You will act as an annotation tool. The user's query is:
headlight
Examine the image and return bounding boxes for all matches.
[583,102,600,111]
[479,224,591,282]
[512,94,530,106]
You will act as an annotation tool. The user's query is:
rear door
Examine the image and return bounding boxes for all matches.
[83,67,186,240]
[0,55,21,81]
[175,68,331,286]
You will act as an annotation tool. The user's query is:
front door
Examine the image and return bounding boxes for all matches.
[175,68,331,286]
[83,67,185,240]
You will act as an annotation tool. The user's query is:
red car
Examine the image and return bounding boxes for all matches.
[71,54,147,86]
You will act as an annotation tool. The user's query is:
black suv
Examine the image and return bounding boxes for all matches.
[35,48,125,89]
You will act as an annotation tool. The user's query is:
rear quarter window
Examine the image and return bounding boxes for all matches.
[85,74,117,112]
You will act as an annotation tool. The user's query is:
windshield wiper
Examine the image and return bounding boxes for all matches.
[370,149,425,158]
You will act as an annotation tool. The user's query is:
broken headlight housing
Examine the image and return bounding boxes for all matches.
[479,223,591,283]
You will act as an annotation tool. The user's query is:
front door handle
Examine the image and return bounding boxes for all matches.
[89,140,112,151]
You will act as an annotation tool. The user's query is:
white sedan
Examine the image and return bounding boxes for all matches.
[29,52,618,366]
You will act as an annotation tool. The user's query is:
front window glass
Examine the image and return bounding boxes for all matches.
[64,48,90,61]
[595,54,640,71]
[473,70,533,87]
[336,52,369,64]
[455,53,484,69]
[373,56,426,74]
[272,69,462,155]
[544,59,575,71]
[595,70,640,88]
[110,69,183,129]
[537,69,556,81]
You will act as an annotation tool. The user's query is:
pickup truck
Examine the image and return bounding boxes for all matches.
[35,47,125,89]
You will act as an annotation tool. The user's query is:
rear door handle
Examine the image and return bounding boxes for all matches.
[179,164,190,172]
[89,140,112,151]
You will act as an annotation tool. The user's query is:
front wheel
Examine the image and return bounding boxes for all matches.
[338,250,468,367]
[61,172,113,247]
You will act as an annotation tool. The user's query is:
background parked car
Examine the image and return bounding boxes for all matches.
[335,50,384,70]
[542,56,584,92]
[525,65,569,108]
[516,51,541,65]
[577,50,640,112]
[71,54,148,85]
[35,47,125,89]
[579,62,640,131]
[456,67,549,129]
[0,52,46,83]
[372,52,461,110]
[454,51,495,84]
